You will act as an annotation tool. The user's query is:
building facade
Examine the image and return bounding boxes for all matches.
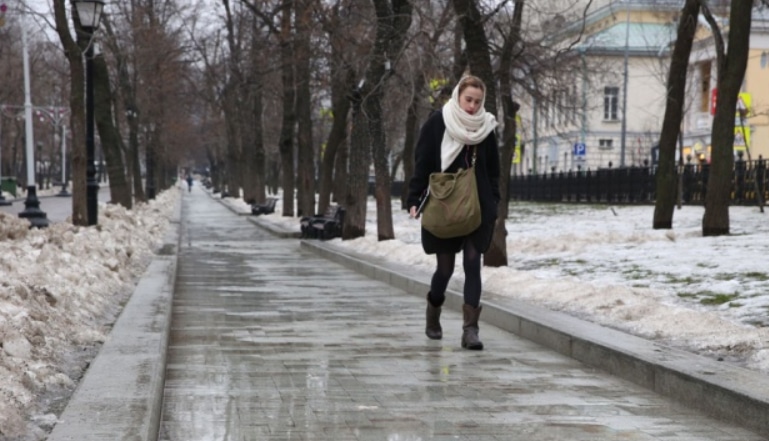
[518,1,769,174]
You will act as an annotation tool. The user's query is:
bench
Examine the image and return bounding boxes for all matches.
[300,205,345,240]
[251,197,278,215]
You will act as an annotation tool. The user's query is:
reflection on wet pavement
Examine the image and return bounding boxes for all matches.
[158,191,764,440]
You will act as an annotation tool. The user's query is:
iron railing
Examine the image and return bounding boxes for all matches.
[508,158,769,205]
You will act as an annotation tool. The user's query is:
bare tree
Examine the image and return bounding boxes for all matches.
[295,0,316,216]
[653,0,700,229]
[344,85,370,238]
[278,0,297,216]
[52,1,88,225]
[485,0,524,267]
[702,0,753,236]
[451,0,496,115]
[396,1,455,210]
[244,19,268,205]
[343,0,411,240]
[93,51,132,208]
[317,1,359,214]
[102,14,146,202]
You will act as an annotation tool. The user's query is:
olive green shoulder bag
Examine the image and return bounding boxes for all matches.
[420,147,481,239]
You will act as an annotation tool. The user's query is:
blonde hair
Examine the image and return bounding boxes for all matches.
[457,75,486,97]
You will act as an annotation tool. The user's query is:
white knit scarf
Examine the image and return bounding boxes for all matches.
[440,81,498,171]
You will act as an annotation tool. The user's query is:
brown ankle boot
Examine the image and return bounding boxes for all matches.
[461,304,483,350]
[425,293,443,340]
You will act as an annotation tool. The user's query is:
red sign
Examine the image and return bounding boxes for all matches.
[710,88,718,115]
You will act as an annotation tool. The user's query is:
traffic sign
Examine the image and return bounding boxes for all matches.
[736,93,752,117]
[573,142,586,156]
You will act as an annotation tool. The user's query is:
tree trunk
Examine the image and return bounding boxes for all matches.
[703,1,752,236]
[318,65,355,214]
[252,84,266,203]
[483,0,523,268]
[343,95,369,239]
[400,80,420,210]
[279,0,296,217]
[238,76,258,204]
[366,0,412,241]
[206,147,220,193]
[93,53,131,209]
[267,156,279,195]
[452,0,500,266]
[53,1,87,226]
[451,0,497,116]
[653,0,699,229]
[240,105,257,204]
[103,15,144,203]
[130,123,144,202]
[367,88,394,241]
[332,133,349,205]
[295,0,315,217]
[243,24,266,205]
[223,85,241,199]
[221,2,243,200]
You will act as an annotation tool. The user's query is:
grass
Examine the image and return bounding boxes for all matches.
[712,272,769,282]
[744,272,769,281]
[677,291,741,307]
[622,265,654,280]
[666,274,701,284]
[699,293,739,305]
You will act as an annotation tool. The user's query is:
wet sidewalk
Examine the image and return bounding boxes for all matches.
[157,189,764,441]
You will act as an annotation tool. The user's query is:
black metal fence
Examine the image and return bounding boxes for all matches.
[508,158,769,205]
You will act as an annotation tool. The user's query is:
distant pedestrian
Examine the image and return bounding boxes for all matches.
[186,174,193,192]
[407,74,500,350]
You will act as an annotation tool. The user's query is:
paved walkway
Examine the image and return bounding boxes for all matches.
[157,188,764,441]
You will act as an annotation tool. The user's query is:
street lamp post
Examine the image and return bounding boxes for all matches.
[18,11,48,228]
[74,0,104,226]
[57,125,69,196]
[145,124,156,200]
[620,3,631,168]
[32,106,70,196]
[0,107,11,206]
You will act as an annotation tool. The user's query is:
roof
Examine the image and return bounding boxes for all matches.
[578,22,675,53]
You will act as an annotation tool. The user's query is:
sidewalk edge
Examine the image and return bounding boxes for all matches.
[300,239,769,437]
[47,194,182,441]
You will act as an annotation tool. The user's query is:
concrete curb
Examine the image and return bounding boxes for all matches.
[300,239,769,438]
[47,194,182,441]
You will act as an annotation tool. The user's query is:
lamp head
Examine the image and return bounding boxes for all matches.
[74,0,105,31]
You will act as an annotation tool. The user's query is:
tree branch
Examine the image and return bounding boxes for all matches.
[699,0,725,82]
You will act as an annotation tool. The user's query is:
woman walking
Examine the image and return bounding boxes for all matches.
[407,75,500,350]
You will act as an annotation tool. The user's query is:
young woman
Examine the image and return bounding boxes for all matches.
[407,75,500,350]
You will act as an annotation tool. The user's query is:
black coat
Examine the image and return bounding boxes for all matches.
[407,110,501,255]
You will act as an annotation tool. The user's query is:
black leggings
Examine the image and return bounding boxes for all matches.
[428,240,482,308]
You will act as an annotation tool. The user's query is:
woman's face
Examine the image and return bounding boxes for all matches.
[458,86,484,115]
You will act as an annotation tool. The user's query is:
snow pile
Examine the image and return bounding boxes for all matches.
[0,189,177,438]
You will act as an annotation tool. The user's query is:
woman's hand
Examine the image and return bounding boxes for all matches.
[409,206,418,219]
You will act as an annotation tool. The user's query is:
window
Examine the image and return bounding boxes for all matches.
[603,87,619,121]
[599,139,613,150]
[699,62,711,113]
